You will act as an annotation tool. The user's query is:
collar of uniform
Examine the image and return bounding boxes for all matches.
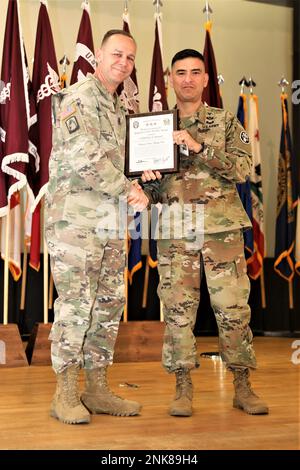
[178,102,206,128]
[87,73,120,112]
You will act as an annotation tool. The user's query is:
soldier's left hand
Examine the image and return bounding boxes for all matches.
[173,130,202,153]
[141,170,162,183]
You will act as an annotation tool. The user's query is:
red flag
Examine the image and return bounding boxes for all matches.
[117,10,140,114]
[0,0,30,280]
[27,1,60,270]
[70,1,96,85]
[149,13,168,112]
[202,22,222,108]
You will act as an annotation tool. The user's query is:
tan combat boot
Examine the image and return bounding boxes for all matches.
[81,367,141,416]
[50,365,91,424]
[232,368,269,415]
[169,369,193,417]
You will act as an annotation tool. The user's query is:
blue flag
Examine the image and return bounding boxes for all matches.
[274,95,298,281]
[236,94,255,267]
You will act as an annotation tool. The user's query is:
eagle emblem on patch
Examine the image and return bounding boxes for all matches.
[65,116,80,134]
[240,131,250,144]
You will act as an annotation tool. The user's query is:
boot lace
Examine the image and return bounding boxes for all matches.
[175,370,193,400]
[234,369,258,399]
[65,368,81,407]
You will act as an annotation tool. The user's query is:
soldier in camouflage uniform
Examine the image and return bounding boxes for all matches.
[45,30,148,425]
[143,49,268,417]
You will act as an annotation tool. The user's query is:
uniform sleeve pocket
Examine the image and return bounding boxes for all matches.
[234,256,247,278]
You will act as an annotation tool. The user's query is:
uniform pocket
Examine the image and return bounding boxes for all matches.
[51,224,87,296]
[234,255,247,278]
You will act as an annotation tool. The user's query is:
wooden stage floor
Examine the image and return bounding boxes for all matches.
[0,337,299,450]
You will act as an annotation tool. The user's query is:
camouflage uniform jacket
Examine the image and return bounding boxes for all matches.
[46,73,131,229]
[145,103,253,235]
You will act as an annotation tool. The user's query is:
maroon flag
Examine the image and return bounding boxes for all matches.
[147,12,168,271]
[148,13,168,112]
[117,9,142,284]
[202,22,222,108]
[117,10,140,114]
[27,1,60,270]
[70,1,96,85]
[0,0,30,280]
[0,0,28,211]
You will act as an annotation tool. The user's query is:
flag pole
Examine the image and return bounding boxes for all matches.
[153,0,163,14]
[142,261,150,308]
[20,187,28,311]
[203,1,212,25]
[20,246,28,311]
[3,207,11,325]
[288,280,294,309]
[48,273,54,309]
[260,266,266,309]
[279,79,294,310]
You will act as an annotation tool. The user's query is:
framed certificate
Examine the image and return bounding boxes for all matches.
[125,109,179,177]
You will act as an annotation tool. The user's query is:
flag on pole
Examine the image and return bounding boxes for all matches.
[236,93,255,272]
[70,1,96,85]
[24,49,39,259]
[117,10,140,114]
[117,8,142,282]
[27,0,60,270]
[274,94,298,281]
[0,193,22,280]
[295,196,300,276]
[149,12,168,112]
[202,21,222,108]
[247,94,265,280]
[0,0,30,280]
[147,11,168,268]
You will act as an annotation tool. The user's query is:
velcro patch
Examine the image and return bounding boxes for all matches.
[65,116,80,134]
[60,104,76,120]
[240,131,250,144]
[61,102,85,140]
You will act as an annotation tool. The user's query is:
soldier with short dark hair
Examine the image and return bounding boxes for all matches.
[143,48,269,417]
[45,30,148,425]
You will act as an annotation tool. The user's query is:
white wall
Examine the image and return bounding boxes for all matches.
[0,0,293,256]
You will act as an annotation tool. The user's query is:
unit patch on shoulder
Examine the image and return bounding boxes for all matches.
[240,131,250,144]
[65,116,80,134]
[60,101,85,140]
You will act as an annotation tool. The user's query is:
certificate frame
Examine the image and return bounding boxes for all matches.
[125,109,179,177]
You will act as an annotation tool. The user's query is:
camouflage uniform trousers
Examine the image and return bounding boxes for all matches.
[45,221,126,374]
[157,230,257,373]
